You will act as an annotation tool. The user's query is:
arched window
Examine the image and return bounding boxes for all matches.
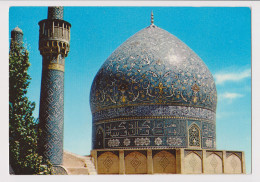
[188,124,200,147]
[96,127,104,148]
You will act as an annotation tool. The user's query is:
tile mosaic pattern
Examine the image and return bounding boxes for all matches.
[90,25,217,112]
[11,27,23,46]
[93,118,216,149]
[188,124,200,147]
[91,24,217,150]
[93,105,215,123]
[48,7,64,20]
[39,69,64,165]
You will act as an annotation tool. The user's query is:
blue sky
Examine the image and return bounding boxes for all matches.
[9,7,251,173]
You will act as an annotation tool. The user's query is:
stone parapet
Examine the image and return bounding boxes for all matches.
[91,148,245,174]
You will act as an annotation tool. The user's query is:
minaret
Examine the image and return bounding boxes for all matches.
[11,26,23,46]
[38,7,71,166]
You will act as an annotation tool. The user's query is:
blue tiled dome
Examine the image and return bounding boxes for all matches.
[90,24,217,150]
[91,25,217,112]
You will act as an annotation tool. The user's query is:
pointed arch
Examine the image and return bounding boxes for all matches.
[153,151,176,174]
[226,153,242,174]
[188,123,201,148]
[184,152,202,174]
[125,151,147,174]
[205,153,223,174]
[95,126,104,149]
[97,152,119,174]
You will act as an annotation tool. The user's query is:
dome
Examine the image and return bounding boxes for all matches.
[90,24,217,150]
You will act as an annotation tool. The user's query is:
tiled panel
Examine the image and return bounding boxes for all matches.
[39,69,64,165]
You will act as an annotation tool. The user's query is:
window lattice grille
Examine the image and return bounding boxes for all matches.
[189,125,200,147]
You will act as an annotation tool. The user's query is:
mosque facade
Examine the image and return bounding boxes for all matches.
[10,7,246,175]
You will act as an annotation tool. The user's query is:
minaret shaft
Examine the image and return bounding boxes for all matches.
[39,67,64,165]
[38,7,70,165]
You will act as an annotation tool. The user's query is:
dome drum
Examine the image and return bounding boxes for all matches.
[92,105,216,149]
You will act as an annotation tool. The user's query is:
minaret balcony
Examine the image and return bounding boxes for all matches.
[39,19,71,45]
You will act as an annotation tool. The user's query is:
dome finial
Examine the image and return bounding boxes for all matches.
[151,10,154,25]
